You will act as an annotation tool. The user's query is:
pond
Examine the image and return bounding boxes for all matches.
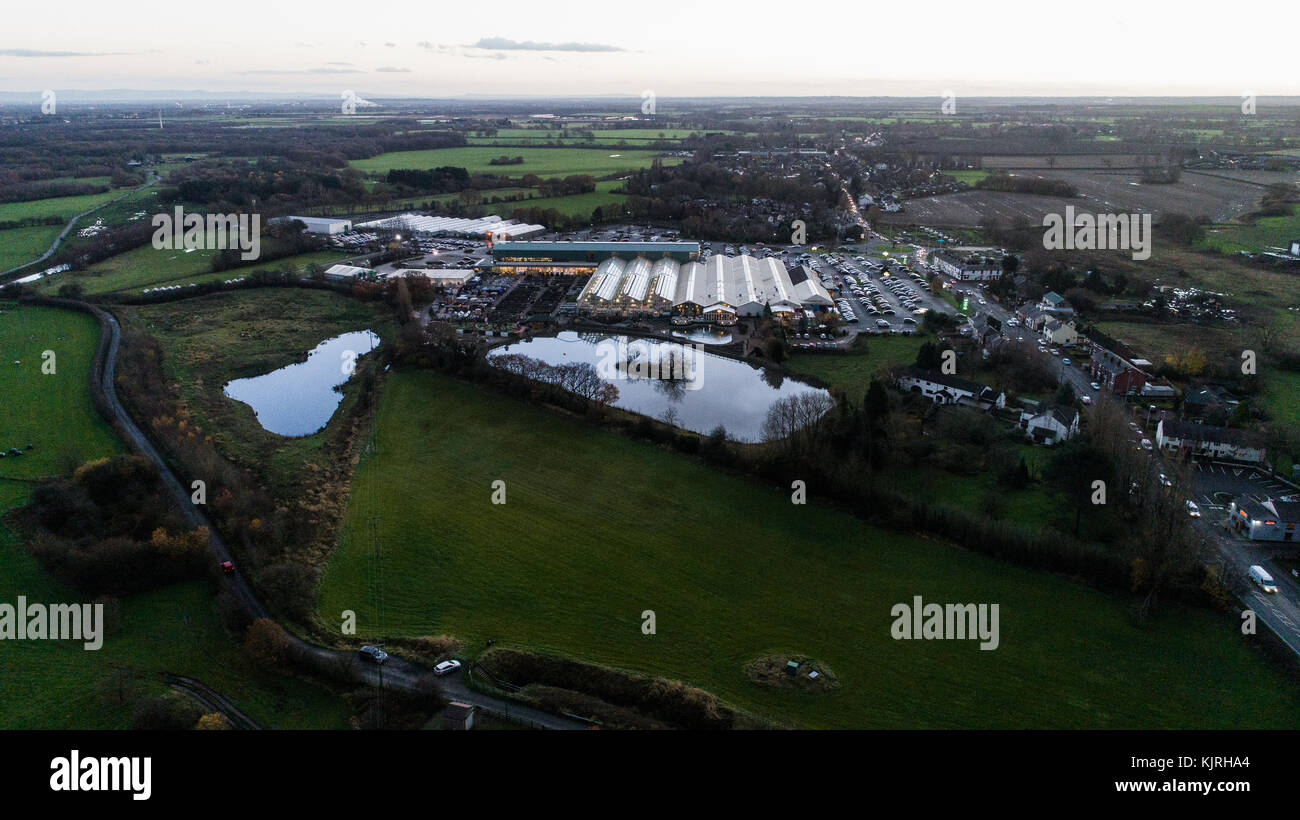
[487,331,830,442]
[224,330,380,437]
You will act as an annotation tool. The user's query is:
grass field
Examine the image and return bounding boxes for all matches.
[351,147,681,179]
[317,370,1300,729]
[1200,204,1300,254]
[945,170,991,185]
[0,304,348,729]
[786,333,927,398]
[38,241,350,297]
[0,190,125,223]
[0,225,64,272]
[498,179,629,218]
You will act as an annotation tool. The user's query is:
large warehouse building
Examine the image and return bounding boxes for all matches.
[491,240,701,274]
[577,253,832,323]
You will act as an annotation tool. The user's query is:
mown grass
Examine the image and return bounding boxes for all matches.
[317,370,1300,729]
[0,304,349,729]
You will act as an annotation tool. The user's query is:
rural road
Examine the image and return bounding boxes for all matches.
[0,176,158,280]
[80,299,586,730]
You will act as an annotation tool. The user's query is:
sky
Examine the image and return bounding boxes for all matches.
[2,0,1297,99]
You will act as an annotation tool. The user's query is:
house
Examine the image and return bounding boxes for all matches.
[1139,383,1177,400]
[1040,291,1074,315]
[1019,405,1079,445]
[895,366,1006,410]
[935,252,1002,282]
[1155,418,1267,463]
[1041,317,1081,346]
[1230,496,1300,542]
[1017,303,1050,332]
[1089,346,1149,395]
[443,702,477,730]
[1183,385,1238,421]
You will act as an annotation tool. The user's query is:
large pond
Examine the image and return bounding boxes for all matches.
[224,330,380,437]
[487,331,830,442]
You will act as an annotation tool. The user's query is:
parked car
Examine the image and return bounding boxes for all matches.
[1062,358,1072,366]
[359,645,389,664]
[1186,500,1201,517]
[434,659,462,676]
[1090,382,1101,391]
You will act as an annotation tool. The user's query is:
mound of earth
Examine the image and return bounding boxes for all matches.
[745,655,839,693]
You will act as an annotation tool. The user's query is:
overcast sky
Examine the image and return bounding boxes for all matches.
[2,0,1296,98]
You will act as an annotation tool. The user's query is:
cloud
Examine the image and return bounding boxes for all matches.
[0,48,128,57]
[375,66,410,73]
[235,67,364,75]
[472,37,624,53]
[326,61,353,66]
[385,42,396,47]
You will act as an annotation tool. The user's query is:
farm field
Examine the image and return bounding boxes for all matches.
[945,169,991,185]
[0,225,65,273]
[37,241,350,297]
[0,189,125,222]
[889,168,1277,228]
[499,179,629,218]
[351,147,680,178]
[1201,204,1300,253]
[0,304,348,729]
[316,370,1300,729]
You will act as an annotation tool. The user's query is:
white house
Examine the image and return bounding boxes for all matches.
[1041,318,1081,346]
[895,366,1006,410]
[935,253,1002,282]
[1019,405,1079,445]
[1155,419,1267,463]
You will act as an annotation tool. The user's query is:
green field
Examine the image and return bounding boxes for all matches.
[351,147,681,179]
[0,225,64,273]
[1200,204,1300,254]
[498,179,629,218]
[786,333,927,398]
[38,240,350,297]
[317,370,1300,729]
[0,190,125,223]
[0,304,348,729]
[945,169,991,185]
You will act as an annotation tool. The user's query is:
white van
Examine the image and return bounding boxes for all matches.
[1248,565,1278,594]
